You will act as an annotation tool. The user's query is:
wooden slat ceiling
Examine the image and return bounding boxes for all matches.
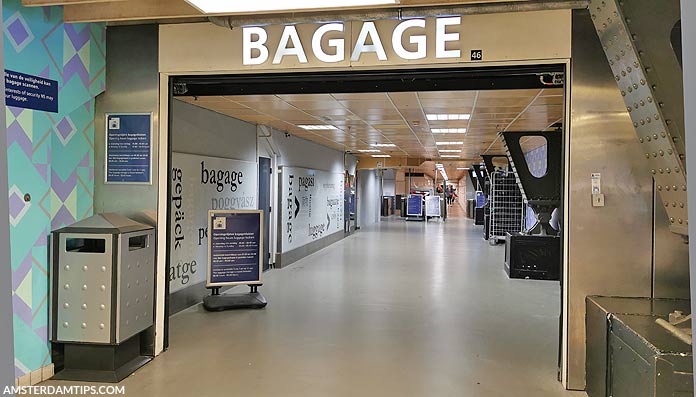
[178,88,563,181]
[21,0,527,23]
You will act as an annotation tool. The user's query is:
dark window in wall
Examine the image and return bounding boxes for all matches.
[671,20,682,68]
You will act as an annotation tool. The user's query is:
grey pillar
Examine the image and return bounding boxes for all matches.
[681,1,696,388]
[0,0,17,392]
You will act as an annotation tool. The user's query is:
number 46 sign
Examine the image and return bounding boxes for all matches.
[471,49,483,61]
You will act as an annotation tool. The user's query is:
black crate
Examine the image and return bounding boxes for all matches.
[504,233,560,280]
[474,207,485,225]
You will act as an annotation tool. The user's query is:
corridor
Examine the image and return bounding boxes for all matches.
[45,217,581,397]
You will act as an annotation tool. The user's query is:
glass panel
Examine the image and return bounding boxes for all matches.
[522,137,548,178]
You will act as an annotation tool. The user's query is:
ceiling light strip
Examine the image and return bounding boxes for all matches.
[426,114,471,121]
[299,124,337,130]
[432,128,467,133]
[185,0,399,14]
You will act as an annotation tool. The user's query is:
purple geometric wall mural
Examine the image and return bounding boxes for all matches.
[4,0,105,378]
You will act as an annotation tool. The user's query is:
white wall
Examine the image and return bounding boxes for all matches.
[382,168,395,196]
[272,129,346,173]
[345,155,358,175]
[168,100,260,313]
[358,169,381,228]
[259,127,358,265]
[172,99,257,161]
[457,178,468,208]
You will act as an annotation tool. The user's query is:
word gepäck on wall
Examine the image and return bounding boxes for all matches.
[243,17,462,65]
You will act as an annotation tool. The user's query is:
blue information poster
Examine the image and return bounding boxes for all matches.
[105,113,152,184]
[5,70,58,113]
[407,195,423,217]
[476,191,486,208]
[207,210,263,287]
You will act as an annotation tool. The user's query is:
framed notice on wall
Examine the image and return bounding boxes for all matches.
[105,113,152,184]
[207,210,263,287]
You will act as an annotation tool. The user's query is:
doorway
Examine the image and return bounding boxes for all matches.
[166,64,567,377]
[259,157,272,271]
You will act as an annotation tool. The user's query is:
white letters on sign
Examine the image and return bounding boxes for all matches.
[392,19,426,60]
[435,16,461,59]
[312,23,345,63]
[243,26,269,65]
[242,16,466,66]
[351,21,387,61]
[272,25,308,64]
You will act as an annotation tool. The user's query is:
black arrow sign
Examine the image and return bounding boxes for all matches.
[294,196,300,219]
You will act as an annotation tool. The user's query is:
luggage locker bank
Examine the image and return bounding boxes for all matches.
[1,0,696,395]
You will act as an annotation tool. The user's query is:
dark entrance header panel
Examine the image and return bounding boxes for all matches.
[172,64,564,97]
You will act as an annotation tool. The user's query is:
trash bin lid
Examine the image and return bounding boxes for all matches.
[53,213,153,234]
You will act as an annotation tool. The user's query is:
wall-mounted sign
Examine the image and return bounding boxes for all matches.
[243,17,463,66]
[170,152,258,292]
[105,113,152,184]
[591,172,602,194]
[159,11,572,73]
[407,195,423,217]
[470,49,483,61]
[207,210,263,287]
[281,167,344,253]
[5,69,58,112]
[425,196,441,217]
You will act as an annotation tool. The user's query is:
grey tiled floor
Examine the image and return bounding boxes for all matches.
[44,213,586,397]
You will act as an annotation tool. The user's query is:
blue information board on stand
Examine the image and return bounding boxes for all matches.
[105,113,152,184]
[207,210,263,287]
[406,195,423,217]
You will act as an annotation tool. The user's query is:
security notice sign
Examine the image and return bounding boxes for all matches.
[207,210,263,287]
[170,152,258,292]
[105,113,152,184]
[281,167,344,253]
[5,70,58,112]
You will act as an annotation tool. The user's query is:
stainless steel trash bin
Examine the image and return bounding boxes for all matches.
[49,213,155,382]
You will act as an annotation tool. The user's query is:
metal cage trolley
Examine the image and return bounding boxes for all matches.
[488,169,525,244]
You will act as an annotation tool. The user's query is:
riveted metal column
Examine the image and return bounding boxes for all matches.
[681,0,696,389]
[589,0,688,235]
